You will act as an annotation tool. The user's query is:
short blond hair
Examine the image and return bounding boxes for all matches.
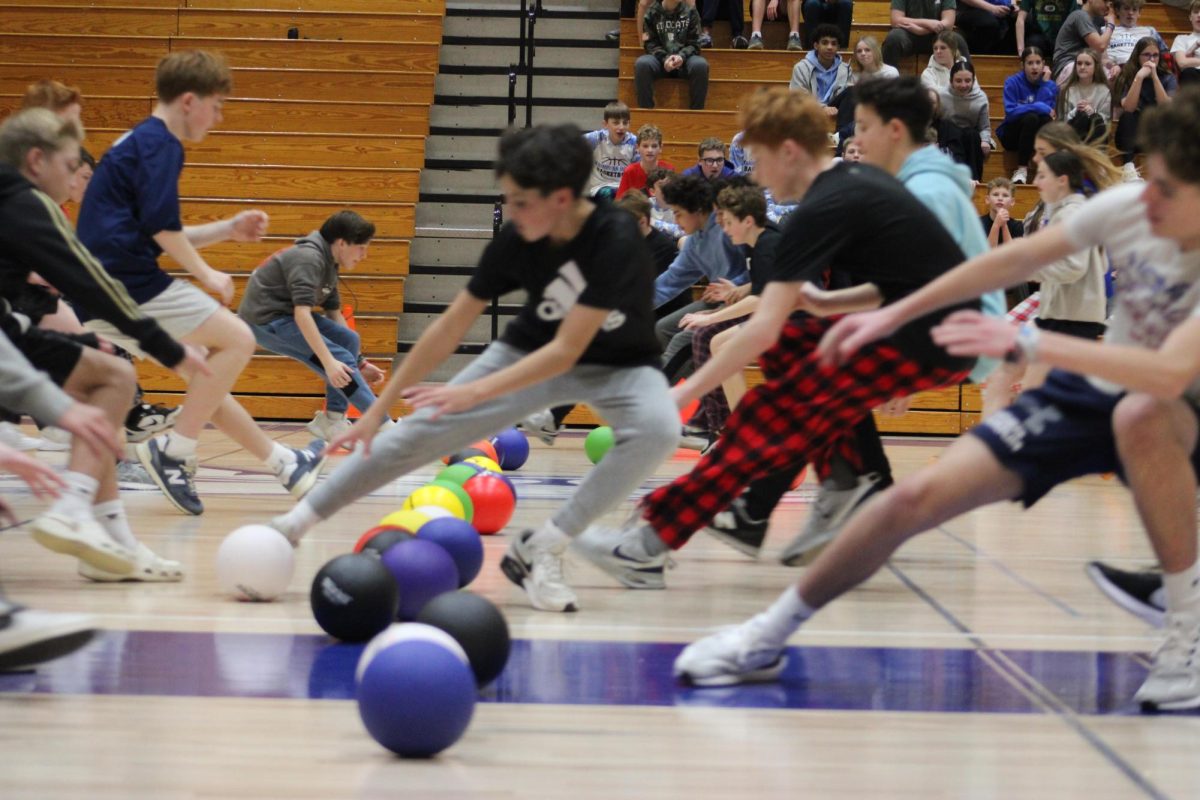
[156,50,232,103]
[738,86,831,154]
[21,80,82,113]
[0,108,83,169]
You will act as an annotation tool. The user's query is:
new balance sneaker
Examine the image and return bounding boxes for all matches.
[747,32,764,49]
[275,444,327,499]
[786,32,803,51]
[305,410,352,442]
[116,460,157,491]
[136,436,202,515]
[519,409,561,446]
[0,421,39,451]
[704,496,768,558]
[124,402,180,443]
[1135,611,1200,711]
[572,522,671,589]
[1085,562,1165,628]
[0,603,96,672]
[780,473,882,567]
[30,512,136,575]
[500,530,579,612]
[78,542,184,583]
[674,615,788,687]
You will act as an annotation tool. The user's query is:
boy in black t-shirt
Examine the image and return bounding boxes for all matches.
[270,125,680,613]
[573,87,977,591]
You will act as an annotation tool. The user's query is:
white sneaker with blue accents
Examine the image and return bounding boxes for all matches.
[572,522,672,589]
[674,615,788,687]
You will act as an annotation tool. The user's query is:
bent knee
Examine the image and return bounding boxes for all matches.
[1113,393,1174,437]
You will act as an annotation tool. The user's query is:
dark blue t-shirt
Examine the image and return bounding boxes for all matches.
[77,116,184,304]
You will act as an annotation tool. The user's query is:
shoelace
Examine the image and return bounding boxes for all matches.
[533,547,566,584]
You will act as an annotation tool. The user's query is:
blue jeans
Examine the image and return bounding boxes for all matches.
[250,314,378,415]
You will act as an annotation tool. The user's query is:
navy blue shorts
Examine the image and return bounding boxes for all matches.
[971,369,1200,507]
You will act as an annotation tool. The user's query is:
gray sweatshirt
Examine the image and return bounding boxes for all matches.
[938,84,993,144]
[238,232,342,326]
[0,326,72,424]
[1032,193,1108,324]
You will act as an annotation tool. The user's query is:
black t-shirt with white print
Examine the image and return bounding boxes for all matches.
[467,203,661,367]
[773,162,978,369]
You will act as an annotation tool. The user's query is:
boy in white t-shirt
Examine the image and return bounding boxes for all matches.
[581,101,638,200]
[671,89,1200,714]
[1171,0,1200,85]
[1104,0,1169,78]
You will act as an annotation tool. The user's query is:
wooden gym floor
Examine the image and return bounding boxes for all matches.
[0,423,1197,799]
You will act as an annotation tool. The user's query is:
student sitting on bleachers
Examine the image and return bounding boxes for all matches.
[1057,48,1112,143]
[636,0,710,109]
[1017,0,1081,57]
[920,30,970,90]
[955,0,1017,56]
[583,102,637,200]
[1169,0,1200,85]
[883,0,970,67]
[1104,0,1170,80]
[699,0,749,48]
[801,0,854,51]
[937,60,993,179]
[1113,36,1178,180]
[997,46,1059,183]
[681,137,737,181]
[617,123,674,197]
[1052,0,1115,81]
[791,24,854,116]
[646,167,686,240]
[851,35,901,81]
[747,0,804,50]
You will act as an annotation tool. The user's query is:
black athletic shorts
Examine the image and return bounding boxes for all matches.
[1,312,84,386]
[1035,318,1107,339]
[971,369,1200,507]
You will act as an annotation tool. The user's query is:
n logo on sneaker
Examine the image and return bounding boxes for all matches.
[165,468,188,487]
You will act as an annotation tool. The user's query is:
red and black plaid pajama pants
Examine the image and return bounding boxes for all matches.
[691,314,749,434]
[641,314,969,549]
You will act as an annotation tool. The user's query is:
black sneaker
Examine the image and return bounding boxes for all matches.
[135,436,202,515]
[605,28,620,41]
[732,35,749,49]
[1085,562,1165,628]
[125,402,181,443]
[703,497,767,558]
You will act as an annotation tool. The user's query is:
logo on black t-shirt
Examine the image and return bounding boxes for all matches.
[537,261,627,332]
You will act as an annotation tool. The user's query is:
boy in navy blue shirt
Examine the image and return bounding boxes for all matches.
[78,50,325,521]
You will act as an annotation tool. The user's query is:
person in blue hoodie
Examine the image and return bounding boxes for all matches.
[706,76,1007,565]
[997,46,1060,183]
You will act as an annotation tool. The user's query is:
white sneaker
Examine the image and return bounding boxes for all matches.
[0,604,96,671]
[30,512,136,575]
[500,530,579,612]
[572,522,671,589]
[1011,166,1028,184]
[305,411,352,442]
[518,409,560,446]
[116,460,158,491]
[1135,611,1200,711]
[674,615,788,687]
[780,473,882,567]
[78,542,184,582]
[0,421,40,451]
[1122,162,1141,183]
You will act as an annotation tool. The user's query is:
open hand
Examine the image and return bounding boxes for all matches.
[930,310,1018,359]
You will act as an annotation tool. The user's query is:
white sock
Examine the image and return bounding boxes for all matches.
[326,411,346,421]
[756,586,815,646]
[49,471,99,519]
[265,442,296,473]
[529,520,569,551]
[274,500,321,544]
[1163,562,1200,616]
[94,499,138,550]
[163,432,198,460]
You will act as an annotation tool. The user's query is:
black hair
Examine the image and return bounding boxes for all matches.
[1040,150,1090,195]
[1020,45,1047,65]
[495,124,592,198]
[79,145,96,169]
[659,173,715,214]
[949,61,975,81]
[813,23,842,47]
[854,76,933,145]
[319,210,375,245]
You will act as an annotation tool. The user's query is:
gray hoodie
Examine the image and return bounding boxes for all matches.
[238,231,341,325]
[938,84,993,145]
[1031,193,1107,324]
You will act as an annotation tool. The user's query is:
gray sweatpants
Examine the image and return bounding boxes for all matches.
[305,342,680,536]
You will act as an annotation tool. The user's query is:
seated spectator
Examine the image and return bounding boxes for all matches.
[612,189,682,284]
[802,0,854,50]
[629,0,698,42]
[748,0,803,50]
[728,132,800,220]
[1052,0,1115,80]
[956,0,1017,55]
[883,0,970,67]
[851,35,902,80]
[791,24,853,118]
[617,124,674,197]
[681,137,738,180]
[1172,0,1200,85]
[636,0,709,110]
[646,167,685,240]
[1104,0,1169,80]
[1057,48,1112,142]
[1113,36,1177,179]
[583,102,637,200]
[997,46,1059,182]
[980,176,1024,251]
[841,135,864,160]
[938,60,993,179]
[921,30,970,89]
[1018,0,1081,56]
[700,0,748,48]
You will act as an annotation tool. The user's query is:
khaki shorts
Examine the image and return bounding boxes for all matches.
[84,280,220,359]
